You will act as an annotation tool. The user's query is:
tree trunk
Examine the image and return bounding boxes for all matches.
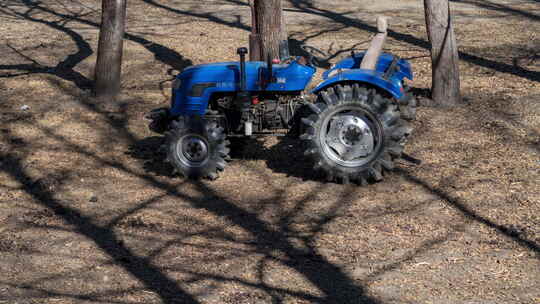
[248,0,288,61]
[424,0,461,106]
[248,0,262,62]
[94,0,127,100]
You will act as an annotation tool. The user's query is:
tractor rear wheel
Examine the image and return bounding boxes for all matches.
[165,116,229,180]
[301,84,413,185]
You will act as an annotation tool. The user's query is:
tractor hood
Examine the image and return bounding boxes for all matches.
[178,61,264,91]
[178,61,315,92]
[170,60,315,115]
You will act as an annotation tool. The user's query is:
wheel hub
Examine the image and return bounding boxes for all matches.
[341,125,364,146]
[181,136,208,163]
[326,114,374,161]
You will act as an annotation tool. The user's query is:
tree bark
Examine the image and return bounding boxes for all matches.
[424,0,461,106]
[248,0,262,61]
[249,0,288,61]
[94,0,127,100]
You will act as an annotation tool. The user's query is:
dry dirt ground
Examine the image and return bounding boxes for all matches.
[1,0,539,303]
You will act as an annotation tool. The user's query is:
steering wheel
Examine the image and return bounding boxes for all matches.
[300,45,328,67]
[279,56,297,64]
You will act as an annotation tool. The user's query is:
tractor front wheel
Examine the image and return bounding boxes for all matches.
[165,116,229,180]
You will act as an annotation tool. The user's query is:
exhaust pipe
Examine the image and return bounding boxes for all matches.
[236,47,252,136]
[237,47,248,91]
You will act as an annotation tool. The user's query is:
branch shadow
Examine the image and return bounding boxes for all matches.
[139,0,251,32]
[127,135,320,182]
[398,168,540,257]
[286,0,540,82]
[2,67,387,304]
[7,1,534,303]
[0,152,201,303]
[0,0,192,89]
[2,122,387,303]
[450,0,540,22]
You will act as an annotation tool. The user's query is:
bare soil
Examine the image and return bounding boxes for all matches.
[1,0,539,303]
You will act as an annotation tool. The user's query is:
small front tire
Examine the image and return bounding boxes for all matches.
[165,116,229,180]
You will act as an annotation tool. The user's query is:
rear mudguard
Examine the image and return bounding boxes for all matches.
[313,52,413,100]
[312,69,405,99]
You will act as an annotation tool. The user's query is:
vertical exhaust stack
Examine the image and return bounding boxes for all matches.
[237,47,248,91]
[236,47,253,136]
[360,16,389,70]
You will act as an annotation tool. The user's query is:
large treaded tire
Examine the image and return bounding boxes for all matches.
[399,87,417,122]
[165,116,229,180]
[301,84,414,185]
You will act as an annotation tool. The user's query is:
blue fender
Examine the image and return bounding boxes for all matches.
[322,52,413,82]
[311,68,406,100]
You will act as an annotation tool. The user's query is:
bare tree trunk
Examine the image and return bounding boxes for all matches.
[248,0,288,61]
[248,0,262,62]
[94,0,126,100]
[424,0,461,106]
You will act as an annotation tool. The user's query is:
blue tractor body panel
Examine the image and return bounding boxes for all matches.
[313,69,405,100]
[322,52,413,81]
[170,52,413,116]
[315,52,413,100]
[171,60,316,115]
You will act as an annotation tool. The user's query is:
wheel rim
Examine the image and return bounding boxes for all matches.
[177,134,209,167]
[319,106,383,168]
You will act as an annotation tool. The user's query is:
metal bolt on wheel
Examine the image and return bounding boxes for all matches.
[322,111,378,167]
[179,135,209,166]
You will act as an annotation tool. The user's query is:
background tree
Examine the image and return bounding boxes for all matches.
[248,0,288,61]
[424,0,461,106]
[94,0,127,100]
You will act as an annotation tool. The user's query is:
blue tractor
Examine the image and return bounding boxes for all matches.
[146,20,416,184]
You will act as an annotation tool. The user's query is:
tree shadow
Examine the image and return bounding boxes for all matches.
[285,0,540,83]
[127,134,320,182]
[139,0,251,32]
[450,0,540,22]
[463,92,540,152]
[2,119,389,303]
[4,1,538,303]
[2,61,386,304]
[0,152,201,303]
[398,168,540,257]
[126,135,175,177]
[0,0,192,89]
[264,136,322,180]
[0,3,93,89]
[6,77,536,303]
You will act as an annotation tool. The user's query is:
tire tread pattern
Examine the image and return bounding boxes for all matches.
[301,84,415,185]
[165,116,229,180]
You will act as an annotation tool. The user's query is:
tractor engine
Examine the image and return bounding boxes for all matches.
[252,96,300,131]
[210,94,302,134]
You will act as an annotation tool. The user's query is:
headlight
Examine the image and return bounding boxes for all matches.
[172,78,182,90]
